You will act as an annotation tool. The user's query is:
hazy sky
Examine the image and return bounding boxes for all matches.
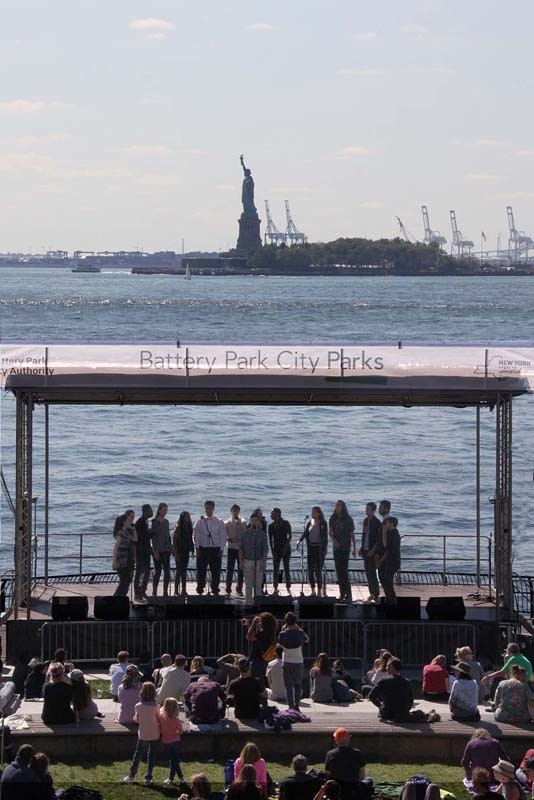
[1,0,534,252]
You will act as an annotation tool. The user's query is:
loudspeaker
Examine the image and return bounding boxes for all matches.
[130,603,165,620]
[426,596,466,621]
[94,595,130,621]
[51,596,88,621]
[382,596,421,620]
[184,597,231,619]
[298,598,336,620]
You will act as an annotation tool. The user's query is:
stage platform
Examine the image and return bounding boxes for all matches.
[6,696,533,764]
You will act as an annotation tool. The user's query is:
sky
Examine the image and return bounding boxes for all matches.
[1,0,534,253]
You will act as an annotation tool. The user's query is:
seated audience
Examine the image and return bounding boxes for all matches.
[400,782,440,800]
[137,650,154,682]
[518,758,534,799]
[12,653,30,695]
[517,750,534,793]
[332,660,356,690]
[41,662,75,725]
[492,759,526,800]
[30,751,56,800]
[0,744,40,799]
[462,729,510,782]
[279,754,323,800]
[472,768,505,800]
[69,669,102,720]
[45,648,74,683]
[152,653,172,689]
[360,658,381,698]
[179,772,222,800]
[266,645,287,703]
[371,651,393,686]
[216,654,242,690]
[325,727,368,800]
[157,654,191,704]
[116,664,141,724]
[190,655,213,681]
[449,662,480,721]
[227,658,266,720]
[184,675,225,725]
[109,650,129,702]
[369,658,414,722]
[227,764,265,800]
[234,742,268,791]
[456,646,488,701]
[24,660,46,700]
[310,653,334,704]
[482,643,533,687]
[422,655,450,701]
[494,665,534,724]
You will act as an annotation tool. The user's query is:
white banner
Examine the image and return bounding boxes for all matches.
[1,342,533,389]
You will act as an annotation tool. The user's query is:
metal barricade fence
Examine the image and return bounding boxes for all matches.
[39,620,152,663]
[363,621,477,667]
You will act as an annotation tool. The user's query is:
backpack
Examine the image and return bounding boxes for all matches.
[408,775,432,800]
[60,788,103,800]
[225,759,235,786]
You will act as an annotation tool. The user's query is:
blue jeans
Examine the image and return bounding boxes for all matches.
[130,738,156,781]
[164,741,183,781]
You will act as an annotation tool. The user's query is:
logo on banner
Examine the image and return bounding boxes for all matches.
[474,354,532,379]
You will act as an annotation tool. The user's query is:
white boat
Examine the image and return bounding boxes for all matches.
[185,263,191,280]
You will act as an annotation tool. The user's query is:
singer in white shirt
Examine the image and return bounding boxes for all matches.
[193,500,226,595]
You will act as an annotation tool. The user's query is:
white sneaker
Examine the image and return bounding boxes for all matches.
[134,595,147,605]
[164,778,175,785]
[123,775,134,783]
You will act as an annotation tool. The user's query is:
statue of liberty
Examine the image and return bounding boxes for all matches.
[240,154,257,216]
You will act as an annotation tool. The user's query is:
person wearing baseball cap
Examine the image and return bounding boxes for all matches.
[325,728,369,800]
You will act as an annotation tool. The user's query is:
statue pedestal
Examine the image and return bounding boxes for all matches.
[236,213,262,252]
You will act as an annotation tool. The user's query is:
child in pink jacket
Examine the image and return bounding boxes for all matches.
[123,682,160,787]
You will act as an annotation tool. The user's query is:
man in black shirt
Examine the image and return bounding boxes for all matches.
[134,504,153,603]
[325,728,367,800]
[359,502,382,603]
[376,516,401,605]
[368,658,413,722]
[279,755,322,800]
[226,657,266,720]
[269,508,292,596]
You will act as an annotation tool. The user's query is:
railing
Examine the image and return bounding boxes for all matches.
[31,530,493,586]
[39,618,477,668]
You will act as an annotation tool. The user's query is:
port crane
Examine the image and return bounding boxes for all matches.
[285,200,307,245]
[264,200,286,246]
[421,205,446,248]
[396,217,417,243]
[450,210,474,257]
[507,205,532,261]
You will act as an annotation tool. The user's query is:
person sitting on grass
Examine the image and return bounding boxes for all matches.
[279,754,322,800]
[492,760,526,800]
[41,663,75,725]
[159,697,185,787]
[422,655,450,701]
[116,664,141,724]
[178,772,224,800]
[227,764,265,800]
[24,660,46,700]
[0,744,39,799]
[461,729,510,784]
[310,653,334,704]
[234,741,268,793]
[123,681,161,788]
[325,727,371,800]
[472,767,504,800]
[494,665,534,724]
[69,669,103,721]
[30,751,56,800]
[109,650,129,702]
[449,661,480,721]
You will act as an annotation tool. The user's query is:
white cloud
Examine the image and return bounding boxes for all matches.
[130,18,175,33]
[6,133,67,146]
[359,200,384,209]
[247,22,278,31]
[431,67,456,75]
[400,23,429,34]
[135,172,181,187]
[514,149,534,157]
[352,32,377,41]
[337,68,385,77]
[271,186,313,193]
[0,100,70,114]
[123,144,172,155]
[464,173,502,182]
[61,167,131,179]
[491,191,534,200]
[0,152,55,172]
[335,145,371,158]
[475,138,503,146]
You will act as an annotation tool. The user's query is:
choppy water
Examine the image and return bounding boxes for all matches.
[1,269,533,576]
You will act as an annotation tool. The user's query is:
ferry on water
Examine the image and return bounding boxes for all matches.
[71,263,101,273]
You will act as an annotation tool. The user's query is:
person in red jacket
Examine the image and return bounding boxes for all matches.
[422,655,450,701]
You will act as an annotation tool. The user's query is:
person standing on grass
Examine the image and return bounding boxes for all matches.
[159,697,185,787]
[329,500,356,603]
[151,502,173,598]
[133,504,153,604]
[278,611,309,711]
[124,681,161,788]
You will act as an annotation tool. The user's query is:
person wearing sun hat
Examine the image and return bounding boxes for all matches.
[449,661,480,721]
[492,760,525,800]
[325,728,371,800]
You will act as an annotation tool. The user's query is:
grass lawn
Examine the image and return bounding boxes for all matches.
[49,759,471,800]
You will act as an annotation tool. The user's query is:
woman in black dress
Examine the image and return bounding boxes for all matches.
[173,511,194,597]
